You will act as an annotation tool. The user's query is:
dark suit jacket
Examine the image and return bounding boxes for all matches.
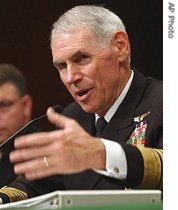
[0,125,41,187]
[0,69,163,203]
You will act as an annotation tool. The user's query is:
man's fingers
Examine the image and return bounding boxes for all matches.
[47,107,71,129]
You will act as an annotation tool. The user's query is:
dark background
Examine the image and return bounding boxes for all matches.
[0,0,163,130]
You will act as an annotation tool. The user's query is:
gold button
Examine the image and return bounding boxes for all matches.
[114,167,119,173]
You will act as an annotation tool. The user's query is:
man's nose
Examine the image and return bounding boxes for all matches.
[66,65,83,84]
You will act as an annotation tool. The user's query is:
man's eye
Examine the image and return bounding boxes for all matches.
[75,54,89,63]
[79,54,89,61]
[58,62,67,70]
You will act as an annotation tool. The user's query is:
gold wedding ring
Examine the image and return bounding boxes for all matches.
[43,156,49,167]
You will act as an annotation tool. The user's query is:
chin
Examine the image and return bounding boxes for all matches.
[80,103,96,114]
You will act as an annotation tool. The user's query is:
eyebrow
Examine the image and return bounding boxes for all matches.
[54,50,88,65]
[71,51,83,60]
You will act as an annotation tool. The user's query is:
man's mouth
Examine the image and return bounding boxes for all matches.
[76,88,93,102]
[78,90,89,96]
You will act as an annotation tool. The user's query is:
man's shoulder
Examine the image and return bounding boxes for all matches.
[63,102,81,114]
[133,68,163,96]
[62,102,89,119]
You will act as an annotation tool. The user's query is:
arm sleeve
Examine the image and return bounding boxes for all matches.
[122,143,163,190]
[94,139,127,179]
[0,186,28,204]
[94,140,163,190]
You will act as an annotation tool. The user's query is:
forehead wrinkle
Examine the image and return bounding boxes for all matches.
[52,28,100,64]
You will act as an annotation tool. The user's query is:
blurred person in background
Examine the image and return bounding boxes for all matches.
[0,63,33,187]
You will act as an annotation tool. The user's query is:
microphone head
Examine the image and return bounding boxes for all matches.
[52,105,63,114]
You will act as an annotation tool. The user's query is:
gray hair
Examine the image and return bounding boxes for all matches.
[0,63,27,96]
[51,5,126,47]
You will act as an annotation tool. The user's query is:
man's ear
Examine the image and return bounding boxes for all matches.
[21,94,33,121]
[112,31,130,62]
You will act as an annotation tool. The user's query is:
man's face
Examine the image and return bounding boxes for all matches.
[51,27,124,116]
[0,83,31,143]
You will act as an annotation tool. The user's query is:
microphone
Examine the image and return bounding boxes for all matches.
[0,105,63,156]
